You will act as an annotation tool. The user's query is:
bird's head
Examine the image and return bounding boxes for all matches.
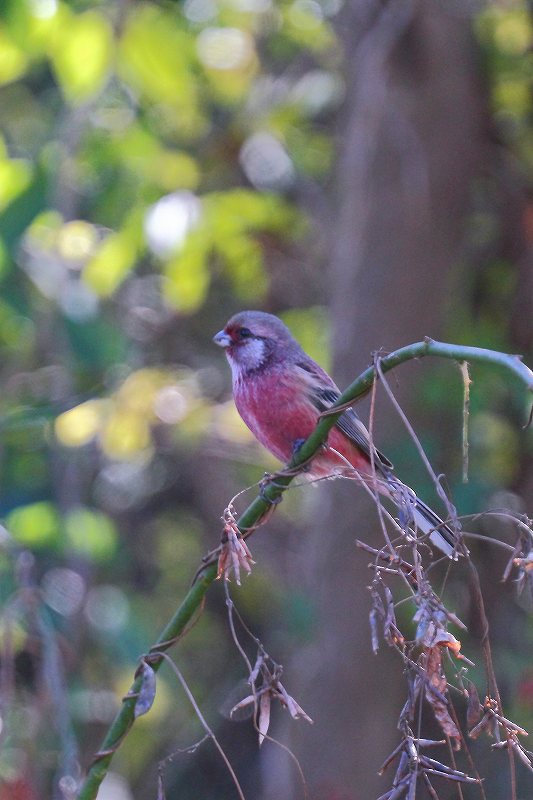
[213,311,299,376]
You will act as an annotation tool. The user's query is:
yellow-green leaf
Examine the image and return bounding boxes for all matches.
[119,6,196,108]
[0,156,32,211]
[164,238,210,312]
[49,10,113,103]
[7,501,60,548]
[83,231,137,296]
[0,26,28,84]
[65,507,118,562]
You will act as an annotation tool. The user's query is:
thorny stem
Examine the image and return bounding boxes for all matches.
[76,339,533,799]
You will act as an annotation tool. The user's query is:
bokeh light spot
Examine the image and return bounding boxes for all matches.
[56,220,98,265]
[55,400,103,447]
[7,502,60,548]
[197,27,254,71]
[184,0,218,24]
[144,191,202,257]
[42,567,86,616]
[154,385,188,423]
[65,507,118,562]
[30,0,58,20]
[239,132,295,191]
[84,585,129,632]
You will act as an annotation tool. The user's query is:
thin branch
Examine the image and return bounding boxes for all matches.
[224,583,309,796]
[467,560,518,799]
[155,652,247,800]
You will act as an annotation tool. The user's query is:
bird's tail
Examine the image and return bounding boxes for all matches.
[386,479,459,559]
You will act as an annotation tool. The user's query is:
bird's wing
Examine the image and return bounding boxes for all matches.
[295,361,393,473]
[294,361,458,557]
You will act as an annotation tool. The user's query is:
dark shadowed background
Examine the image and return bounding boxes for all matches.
[0,1,532,798]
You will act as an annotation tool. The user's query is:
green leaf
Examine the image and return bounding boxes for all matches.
[216,233,267,300]
[49,10,113,103]
[0,146,32,212]
[119,7,197,110]
[0,24,28,84]
[64,507,118,562]
[83,230,137,297]
[164,233,210,312]
[206,189,298,235]
[7,501,60,548]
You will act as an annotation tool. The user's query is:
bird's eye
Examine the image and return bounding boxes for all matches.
[238,327,253,339]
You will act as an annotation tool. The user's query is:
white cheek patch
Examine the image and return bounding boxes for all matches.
[243,339,266,368]
[228,339,266,382]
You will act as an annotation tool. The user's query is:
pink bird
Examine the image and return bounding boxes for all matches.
[214,310,457,557]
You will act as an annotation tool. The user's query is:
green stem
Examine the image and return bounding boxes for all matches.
[77,339,533,799]
[77,565,217,800]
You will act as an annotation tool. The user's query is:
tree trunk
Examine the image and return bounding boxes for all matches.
[262,3,493,798]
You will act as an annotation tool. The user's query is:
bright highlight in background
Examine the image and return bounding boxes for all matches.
[144,191,202,256]
[196,27,254,70]
[240,132,295,191]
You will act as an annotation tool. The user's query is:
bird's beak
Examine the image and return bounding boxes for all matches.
[213,330,232,348]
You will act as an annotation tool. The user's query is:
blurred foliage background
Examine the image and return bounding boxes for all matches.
[0,0,531,798]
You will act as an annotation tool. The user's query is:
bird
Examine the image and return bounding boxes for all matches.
[213,310,457,558]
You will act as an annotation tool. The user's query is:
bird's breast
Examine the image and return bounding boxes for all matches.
[233,368,319,463]
[232,368,374,477]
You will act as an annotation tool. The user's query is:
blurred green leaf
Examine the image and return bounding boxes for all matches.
[83,230,137,296]
[281,306,330,369]
[118,4,202,137]
[7,501,60,547]
[0,24,28,84]
[164,231,211,312]
[48,9,113,103]
[65,506,118,561]
[0,145,32,211]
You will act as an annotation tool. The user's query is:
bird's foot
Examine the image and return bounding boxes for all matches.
[290,438,314,471]
[291,438,306,457]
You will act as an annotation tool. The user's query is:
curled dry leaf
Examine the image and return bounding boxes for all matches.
[509,742,533,772]
[431,629,462,656]
[496,714,528,737]
[383,586,404,648]
[466,681,482,730]
[514,550,533,596]
[227,664,313,747]
[468,713,495,740]
[392,750,409,789]
[379,734,480,798]
[424,647,461,747]
[133,660,157,719]
[229,694,256,719]
[369,584,404,653]
[249,653,264,685]
[276,680,313,724]
[258,691,271,746]
[217,524,255,585]
[415,609,462,655]
[370,608,380,654]
[469,696,529,742]
[514,550,533,572]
